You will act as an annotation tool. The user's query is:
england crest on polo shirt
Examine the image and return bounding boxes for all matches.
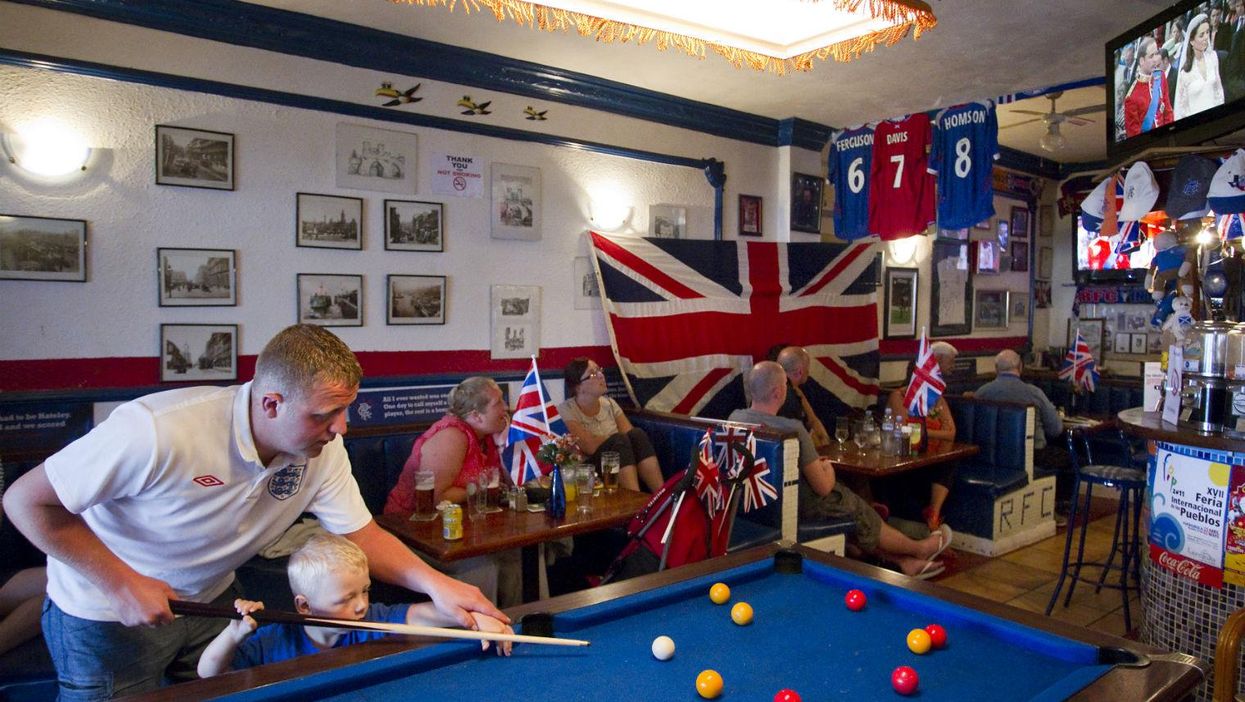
[268,464,306,500]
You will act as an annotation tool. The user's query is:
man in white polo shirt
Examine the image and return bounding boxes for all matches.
[3,324,506,700]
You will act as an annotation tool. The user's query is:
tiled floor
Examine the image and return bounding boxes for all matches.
[930,496,1140,640]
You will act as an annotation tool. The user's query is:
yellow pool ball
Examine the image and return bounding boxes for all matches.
[696,669,723,699]
[709,582,730,605]
[730,601,754,625]
[907,627,932,654]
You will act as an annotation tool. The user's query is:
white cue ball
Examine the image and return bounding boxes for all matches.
[651,635,675,661]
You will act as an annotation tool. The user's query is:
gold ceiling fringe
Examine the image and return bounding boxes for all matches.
[391,0,936,74]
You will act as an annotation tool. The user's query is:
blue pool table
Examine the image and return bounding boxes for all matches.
[125,545,1202,701]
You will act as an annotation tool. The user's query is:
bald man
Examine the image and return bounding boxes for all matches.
[730,362,952,579]
[775,346,832,448]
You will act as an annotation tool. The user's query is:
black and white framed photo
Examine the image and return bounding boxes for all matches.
[490,284,541,359]
[1010,239,1029,273]
[387,274,446,325]
[155,125,234,190]
[649,204,687,239]
[739,194,762,237]
[1067,317,1106,362]
[883,267,918,339]
[157,247,236,306]
[1010,294,1028,321]
[296,193,363,250]
[1131,333,1148,355]
[491,163,541,241]
[297,273,363,326]
[159,323,237,383]
[1009,205,1030,239]
[790,172,823,234]
[335,123,417,194]
[574,256,601,310]
[0,214,87,282]
[384,200,443,252]
[973,289,1010,330]
[974,240,1000,274]
[930,240,972,337]
[1114,332,1131,354]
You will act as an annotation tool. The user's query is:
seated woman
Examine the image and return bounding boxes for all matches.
[886,341,959,531]
[559,358,663,493]
[383,377,518,605]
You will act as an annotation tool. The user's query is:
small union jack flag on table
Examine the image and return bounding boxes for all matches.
[503,357,567,486]
[1059,330,1099,393]
[903,328,945,418]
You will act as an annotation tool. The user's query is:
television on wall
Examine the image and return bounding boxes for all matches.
[1072,216,1153,285]
[1106,0,1245,163]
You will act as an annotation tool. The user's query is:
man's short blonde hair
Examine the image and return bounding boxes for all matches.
[254,325,362,399]
[287,533,368,599]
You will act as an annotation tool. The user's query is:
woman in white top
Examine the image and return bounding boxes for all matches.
[1174,13,1225,119]
[559,358,664,493]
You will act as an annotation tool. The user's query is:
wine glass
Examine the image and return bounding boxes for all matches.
[834,417,850,453]
[853,419,870,455]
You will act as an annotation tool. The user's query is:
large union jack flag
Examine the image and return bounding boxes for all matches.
[1059,330,1099,393]
[588,232,879,419]
[502,358,567,486]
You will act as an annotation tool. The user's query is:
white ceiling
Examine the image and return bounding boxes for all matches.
[246,0,1174,163]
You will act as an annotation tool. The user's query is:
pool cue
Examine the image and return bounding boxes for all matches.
[169,600,589,647]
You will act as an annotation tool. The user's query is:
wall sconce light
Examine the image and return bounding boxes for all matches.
[2,121,92,177]
[888,236,920,265]
[589,200,633,232]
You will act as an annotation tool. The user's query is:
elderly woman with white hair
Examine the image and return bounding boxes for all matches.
[886,341,959,531]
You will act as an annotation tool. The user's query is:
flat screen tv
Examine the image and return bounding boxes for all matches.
[1106,0,1245,163]
[1072,216,1154,285]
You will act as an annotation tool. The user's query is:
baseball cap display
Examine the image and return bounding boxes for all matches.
[1079,177,1110,233]
[1164,154,1218,221]
[1208,149,1245,215]
[1118,161,1159,222]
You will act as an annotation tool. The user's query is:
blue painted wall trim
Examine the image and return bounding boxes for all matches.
[8,0,785,147]
[777,118,835,151]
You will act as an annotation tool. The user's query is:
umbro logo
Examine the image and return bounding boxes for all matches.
[193,475,225,487]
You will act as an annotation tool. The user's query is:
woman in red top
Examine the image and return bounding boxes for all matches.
[886,342,959,531]
[1124,36,1174,137]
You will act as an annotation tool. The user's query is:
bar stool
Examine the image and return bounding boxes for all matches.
[1045,427,1147,631]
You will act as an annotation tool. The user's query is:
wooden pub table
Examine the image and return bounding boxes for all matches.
[819,440,981,479]
[376,488,652,602]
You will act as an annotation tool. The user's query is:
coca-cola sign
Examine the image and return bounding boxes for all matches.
[1151,544,1223,588]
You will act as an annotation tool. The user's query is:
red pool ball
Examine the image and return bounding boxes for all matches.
[844,589,867,611]
[773,689,801,702]
[891,666,919,695]
[924,624,948,649]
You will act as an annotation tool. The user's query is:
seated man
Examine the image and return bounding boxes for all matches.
[729,362,952,579]
[973,350,1068,523]
[775,346,832,448]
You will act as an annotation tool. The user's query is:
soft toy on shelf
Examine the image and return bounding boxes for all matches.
[1160,294,1195,346]
[1146,231,1194,300]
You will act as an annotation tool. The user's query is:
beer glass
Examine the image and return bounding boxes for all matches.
[600,451,621,494]
[410,469,437,521]
[574,464,594,514]
[483,468,502,513]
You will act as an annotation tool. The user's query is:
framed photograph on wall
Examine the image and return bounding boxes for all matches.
[973,289,1010,330]
[159,323,237,383]
[1034,280,1051,308]
[1039,205,1054,238]
[790,172,822,234]
[649,204,687,239]
[157,247,236,306]
[930,240,972,337]
[387,274,445,325]
[297,273,363,326]
[1131,333,1148,355]
[1067,317,1106,362]
[491,163,541,240]
[883,267,918,339]
[491,284,541,359]
[1010,239,1029,273]
[1038,246,1053,280]
[739,195,762,237]
[573,256,601,310]
[1114,332,1131,354]
[975,240,1000,274]
[1010,205,1030,239]
[297,193,362,250]
[384,199,443,252]
[1010,295,1028,321]
[335,122,417,194]
[155,125,234,190]
[0,214,87,282]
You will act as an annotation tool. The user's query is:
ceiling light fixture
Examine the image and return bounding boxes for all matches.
[1038,122,1065,153]
[392,0,936,74]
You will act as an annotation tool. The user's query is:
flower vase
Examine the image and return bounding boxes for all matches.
[547,464,567,519]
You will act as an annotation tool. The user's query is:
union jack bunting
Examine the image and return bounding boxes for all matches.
[588,232,880,419]
[502,357,567,486]
[692,430,724,520]
[1059,330,1100,393]
[739,453,778,514]
[903,329,945,417]
[711,426,776,513]
[710,423,752,475]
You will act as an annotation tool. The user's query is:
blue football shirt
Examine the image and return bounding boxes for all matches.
[827,125,875,240]
[929,102,999,230]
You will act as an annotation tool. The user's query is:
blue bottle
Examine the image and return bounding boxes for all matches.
[547,464,567,519]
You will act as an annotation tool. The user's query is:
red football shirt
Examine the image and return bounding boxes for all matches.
[868,114,935,240]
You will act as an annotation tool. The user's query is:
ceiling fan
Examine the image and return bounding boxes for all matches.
[1003,91,1107,152]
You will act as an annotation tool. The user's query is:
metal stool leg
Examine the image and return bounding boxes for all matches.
[1064,482,1096,608]
[1116,485,1133,632]
[1095,490,1130,594]
[1046,473,1083,616]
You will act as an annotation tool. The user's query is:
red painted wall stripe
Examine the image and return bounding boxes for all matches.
[878,336,1031,357]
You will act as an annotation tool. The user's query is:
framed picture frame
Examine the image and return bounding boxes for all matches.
[1038,246,1053,280]
[649,204,687,239]
[1131,333,1148,355]
[1034,280,1051,308]
[384,199,443,252]
[297,273,363,326]
[930,240,972,337]
[1010,239,1029,273]
[790,172,822,234]
[157,247,236,306]
[335,122,417,194]
[975,240,1000,274]
[1010,205,1030,239]
[1010,295,1028,321]
[159,323,237,383]
[296,193,362,250]
[1067,317,1106,361]
[387,274,446,325]
[490,284,541,359]
[0,214,87,282]
[883,267,918,339]
[491,163,541,240]
[973,289,1010,330]
[1039,205,1054,238]
[1114,332,1131,354]
[738,195,762,237]
[573,256,601,310]
[155,125,234,190]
